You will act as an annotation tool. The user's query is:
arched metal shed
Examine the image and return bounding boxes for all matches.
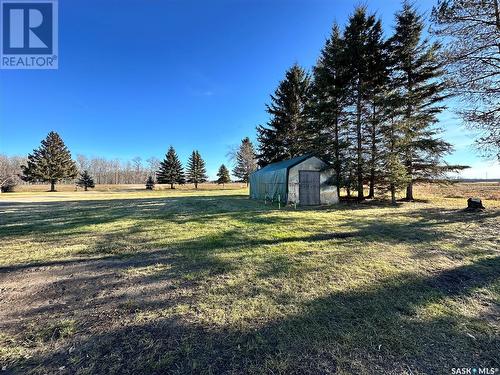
[249,155,338,205]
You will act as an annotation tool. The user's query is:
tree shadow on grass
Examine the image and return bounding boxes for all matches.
[2,193,499,373]
[0,195,269,240]
[6,256,498,375]
[2,201,498,274]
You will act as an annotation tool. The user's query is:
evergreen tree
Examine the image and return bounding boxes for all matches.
[233,137,257,186]
[216,164,231,187]
[145,176,155,190]
[21,131,78,192]
[365,19,389,198]
[186,150,207,189]
[343,7,380,201]
[379,89,411,204]
[310,24,352,198]
[389,3,452,200]
[257,64,311,166]
[76,170,95,191]
[156,146,185,189]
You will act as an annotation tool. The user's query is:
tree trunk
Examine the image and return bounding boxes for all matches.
[406,180,414,201]
[334,115,341,200]
[391,184,396,205]
[404,154,414,200]
[368,175,375,199]
[170,183,174,189]
[195,182,198,189]
[494,0,500,35]
[368,104,377,199]
[356,84,364,201]
[405,67,414,202]
[50,180,56,192]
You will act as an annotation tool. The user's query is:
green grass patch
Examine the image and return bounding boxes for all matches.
[0,186,498,374]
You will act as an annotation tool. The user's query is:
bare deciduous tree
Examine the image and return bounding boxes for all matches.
[431,0,500,159]
[0,154,25,192]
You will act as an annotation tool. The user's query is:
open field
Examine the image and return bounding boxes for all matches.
[0,183,499,374]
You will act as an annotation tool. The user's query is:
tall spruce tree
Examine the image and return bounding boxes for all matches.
[389,3,452,200]
[76,170,95,191]
[216,164,231,187]
[364,19,389,198]
[256,64,311,167]
[309,24,351,198]
[186,150,207,189]
[379,85,411,204]
[233,137,257,186]
[343,7,380,201]
[21,131,78,192]
[157,146,185,189]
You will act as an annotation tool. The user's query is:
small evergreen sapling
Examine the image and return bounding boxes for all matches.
[76,170,95,191]
[145,176,155,190]
[216,164,231,187]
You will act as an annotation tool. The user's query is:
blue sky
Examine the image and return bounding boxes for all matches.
[0,0,497,179]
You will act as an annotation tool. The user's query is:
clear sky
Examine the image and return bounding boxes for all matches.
[1,0,498,179]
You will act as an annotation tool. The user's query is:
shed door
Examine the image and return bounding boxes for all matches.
[299,171,320,205]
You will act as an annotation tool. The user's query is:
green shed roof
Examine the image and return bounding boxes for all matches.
[251,155,312,175]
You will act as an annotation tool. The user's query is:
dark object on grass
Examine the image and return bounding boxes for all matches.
[466,197,484,210]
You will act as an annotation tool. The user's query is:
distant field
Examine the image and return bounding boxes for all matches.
[12,182,248,193]
[0,183,498,374]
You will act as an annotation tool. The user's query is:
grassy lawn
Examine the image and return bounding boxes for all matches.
[0,184,499,374]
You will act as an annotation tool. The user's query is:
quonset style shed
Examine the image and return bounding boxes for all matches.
[249,155,339,205]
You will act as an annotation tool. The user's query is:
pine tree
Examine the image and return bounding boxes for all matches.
[310,24,351,198]
[76,170,95,191]
[216,164,231,187]
[145,176,155,190]
[343,7,380,201]
[21,131,78,192]
[379,91,411,204]
[186,150,207,189]
[156,146,185,189]
[257,64,311,167]
[365,19,389,198]
[233,137,257,186]
[389,3,452,200]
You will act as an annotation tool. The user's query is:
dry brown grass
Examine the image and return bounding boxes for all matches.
[416,182,500,201]
[12,182,247,193]
[0,182,498,374]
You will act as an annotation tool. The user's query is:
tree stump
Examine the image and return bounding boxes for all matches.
[467,197,485,210]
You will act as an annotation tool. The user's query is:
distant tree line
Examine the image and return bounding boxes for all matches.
[6,131,258,192]
[257,3,469,203]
